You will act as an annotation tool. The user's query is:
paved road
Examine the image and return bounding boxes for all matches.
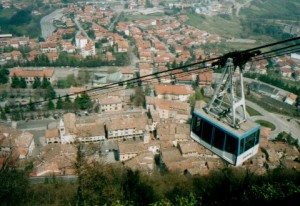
[108,11,123,31]
[247,100,300,141]
[17,119,57,130]
[40,9,64,40]
[74,18,92,41]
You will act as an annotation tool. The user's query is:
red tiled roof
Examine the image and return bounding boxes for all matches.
[10,68,54,77]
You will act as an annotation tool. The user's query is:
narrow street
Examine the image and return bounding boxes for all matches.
[247,100,300,141]
[74,18,92,41]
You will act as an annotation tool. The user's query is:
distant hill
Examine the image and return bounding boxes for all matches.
[241,0,300,21]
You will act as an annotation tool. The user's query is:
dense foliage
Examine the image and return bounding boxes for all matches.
[1,161,300,206]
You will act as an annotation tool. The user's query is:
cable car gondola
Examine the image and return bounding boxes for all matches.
[190,54,261,166]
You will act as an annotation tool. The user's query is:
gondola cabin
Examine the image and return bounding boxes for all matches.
[191,109,260,166]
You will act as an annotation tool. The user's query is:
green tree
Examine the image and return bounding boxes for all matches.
[47,100,55,110]
[20,77,27,88]
[28,98,35,111]
[4,104,10,113]
[0,168,29,205]
[75,93,92,110]
[32,77,42,89]
[64,94,71,103]
[42,76,51,89]
[0,68,9,84]
[11,74,20,88]
[87,30,96,39]
[46,85,56,99]
[56,96,63,109]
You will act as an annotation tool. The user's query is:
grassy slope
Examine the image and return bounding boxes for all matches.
[184,0,299,42]
[241,0,300,20]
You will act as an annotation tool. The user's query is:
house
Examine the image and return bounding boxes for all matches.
[124,151,155,174]
[294,70,300,81]
[105,115,148,140]
[146,96,191,123]
[59,113,106,144]
[81,42,96,58]
[279,66,293,78]
[97,96,123,112]
[120,67,135,80]
[9,68,55,86]
[46,52,59,63]
[40,42,57,53]
[117,40,129,53]
[284,93,297,105]
[35,144,76,176]
[75,35,88,49]
[27,50,42,61]
[45,128,60,144]
[10,50,22,61]
[118,141,148,162]
[0,126,35,159]
[197,69,213,86]
[178,142,206,157]
[154,84,194,101]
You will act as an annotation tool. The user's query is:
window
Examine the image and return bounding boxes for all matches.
[244,132,257,152]
[213,127,225,150]
[239,138,245,155]
[202,121,213,144]
[225,135,238,155]
[192,116,202,137]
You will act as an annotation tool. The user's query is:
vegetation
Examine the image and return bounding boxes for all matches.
[186,13,242,38]
[74,92,93,110]
[245,73,300,95]
[246,106,262,116]
[255,120,276,131]
[1,162,300,206]
[273,131,299,150]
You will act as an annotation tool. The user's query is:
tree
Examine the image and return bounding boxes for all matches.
[133,87,145,107]
[20,77,27,88]
[32,77,42,89]
[0,168,29,205]
[11,74,20,88]
[172,61,177,69]
[42,76,51,89]
[87,30,96,39]
[0,68,9,84]
[64,94,71,103]
[29,98,35,111]
[75,93,92,110]
[56,96,63,109]
[47,100,55,110]
[46,85,56,99]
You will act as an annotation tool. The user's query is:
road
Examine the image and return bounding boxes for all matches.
[74,18,92,42]
[40,9,64,40]
[234,0,253,17]
[108,11,123,31]
[247,100,300,141]
[17,119,56,130]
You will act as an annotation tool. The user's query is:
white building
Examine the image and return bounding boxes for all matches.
[75,35,88,49]
[154,84,194,102]
[98,96,123,112]
[105,116,148,140]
